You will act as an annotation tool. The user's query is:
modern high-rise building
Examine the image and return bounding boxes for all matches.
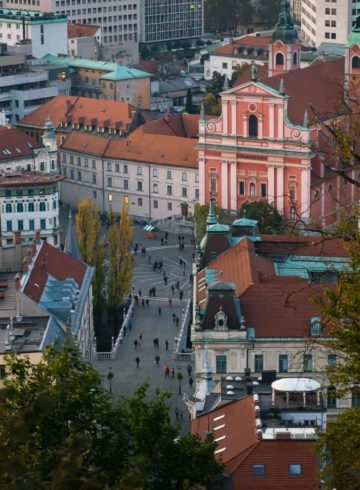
[139,0,204,44]
[301,0,358,47]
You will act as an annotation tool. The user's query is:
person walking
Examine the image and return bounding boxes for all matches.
[187,364,192,376]
[168,297,172,306]
[175,407,179,421]
[149,288,152,297]
[155,337,159,348]
[135,357,140,367]
[171,368,175,378]
[175,316,179,327]
[179,290,184,301]
[139,333,142,341]
[155,355,160,366]
[153,287,156,297]
[145,298,149,307]
[138,288,142,298]
[153,338,157,348]
[134,339,138,349]
[164,276,168,286]
[172,312,176,324]
[171,285,175,295]
[158,306,162,316]
[148,255,151,264]
[165,339,169,351]
[189,377,194,388]
[141,298,145,308]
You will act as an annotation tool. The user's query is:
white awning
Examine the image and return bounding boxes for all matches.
[271,378,321,392]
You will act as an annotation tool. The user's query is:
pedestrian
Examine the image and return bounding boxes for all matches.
[155,355,160,366]
[165,366,170,377]
[171,368,175,378]
[134,295,139,306]
[172,312,176,324]
[123,326,127,336]
[171,285,175,295]
[179,258,183,266]
[163,271,166,278]
[189,377,193,388]
[161,238,164,246]
[165,339,169,351]
[182,307,185,316]
[135,356,140,367]
[165,232,168,240]
[159,260,163,270]
[153,287,156,297]
[176,280,180,290]
[134,339,138,349]
[155,337,159,348]
[128,319,132,331]
[164,276,168,286]
[139,333,142,341]
[178,235,181,244]
[141,298,145,308]
[179,290,183,301]
[138,289,142,297]
[187,364,192,376]
[153,261,157,272]
[176,316,179,327]
[180,411,183,422]
[158,306,162,316]
[153,338,157,348]
[175,407,179,421]
[168,297,172,306]
[132,284,135,294]
[148,255,151,264]
[149,288,152,297]
[146,298,149,307]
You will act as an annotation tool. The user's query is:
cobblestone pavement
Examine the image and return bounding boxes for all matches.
[94,227,195,432]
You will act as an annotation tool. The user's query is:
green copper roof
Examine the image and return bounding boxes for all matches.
[347,12,360,46]
[208,223,230,233]
[271,0,298,45]
[42,54,151,80]
[232,218,258,227]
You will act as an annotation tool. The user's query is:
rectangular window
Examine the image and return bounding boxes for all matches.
[138,198,142,206]
[77,171,81,181]
[239,181,245,196]
[137,166,142,175]
[195,189,200,199]
[261,183,267,198]
[304,354,313,372]
[252,465,265,476]
[29,219,35,231]
[115,163,120,172]
[153,200,158,209]
[77,157,81,166]
[85,158,88,167]
[328,354,337,366]
[6,221,12,232]
[167,170,172,180]
[222,62,228,69]
[18,220,24,231]
[92,174,97,184]
[195,174,199,183]
[182,187,187,197]
[123,164,128,173]
[289,464,302,476]
[254,354,263,372]
[153,168,158,178]
[216,355,227,374]
[167,202,172,211]
[182,172,187,181]
[124,179,129,190]
[137,181,143,191]
[92,159,96,169]
[107,162,112,171]
[40,219,46,230]
[108,177,112,187]
[167,185,172,195]
[279,354,288,372]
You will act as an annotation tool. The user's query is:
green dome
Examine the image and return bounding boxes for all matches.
[271,0,298,45]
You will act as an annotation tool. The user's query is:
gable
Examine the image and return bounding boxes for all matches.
[223,81,281,98]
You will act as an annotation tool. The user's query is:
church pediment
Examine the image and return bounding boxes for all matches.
[222,81,282,98]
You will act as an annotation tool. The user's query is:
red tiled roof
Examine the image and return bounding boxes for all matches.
[191,396,258,465]
[0,171,64,187]
[142,113,199,138]
[23,241,87,303]
[212,35,271,56]
[258,235,350,258]
[67,23,100,38]
[61,132,110,156]
[18,96,135,132]
[0,126,41,161]
[134,60,160,76]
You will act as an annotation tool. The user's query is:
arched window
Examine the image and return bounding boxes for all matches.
[275,52,284,66]
[352,56,360,69]
[249,182,256,197]
[293,51,298,66]
[248,115,258,137]
[327,386,337,408]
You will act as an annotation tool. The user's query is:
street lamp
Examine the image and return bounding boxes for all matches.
[177,371,183,396]
[107,367,114,395]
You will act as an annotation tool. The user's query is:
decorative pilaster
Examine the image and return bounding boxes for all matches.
[276,166,284,213]
[221,162,228,210]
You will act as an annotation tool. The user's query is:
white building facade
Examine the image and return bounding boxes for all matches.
[301,0,357,47]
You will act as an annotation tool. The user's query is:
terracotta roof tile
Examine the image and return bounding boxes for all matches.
[67,23,100,38]
[0,171,63,187]
[0,126,41,160]
[142,113,199,138]
[212,35,271,56]
[23,241,87,303]
[257,235,350,258]
[18,96,135,132]
[61,132,110,156]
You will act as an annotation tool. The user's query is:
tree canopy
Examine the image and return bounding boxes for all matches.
[240,201,285,234]
[0,344,223,489]
[205,0,254,33]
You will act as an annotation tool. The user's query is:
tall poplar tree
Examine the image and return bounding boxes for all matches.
[107,201,134,310]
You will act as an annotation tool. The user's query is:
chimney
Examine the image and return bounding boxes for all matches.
[13,231,21,245]
[22,259,28,273]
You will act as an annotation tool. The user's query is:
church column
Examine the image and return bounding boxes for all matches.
[268,165,275,204]
[242,114,248,137]
[230,162,237,211]
[301,165,311,220]
[277,104,284,139]
[269,104,275,138]
[276,165,284,214]
[222,100,228,134]
[231,100,237,135]
[258,114,264,138]
[221,161,228,210]
[199,157,206,204]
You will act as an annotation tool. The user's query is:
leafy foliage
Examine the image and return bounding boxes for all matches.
[185,88,195,114]
[206,71,225,99]
[0,346,223,489]
[256,0,281,28]
[240,201,285,234]
[205,0,254,32]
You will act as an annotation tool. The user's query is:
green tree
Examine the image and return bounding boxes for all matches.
[206,71,225,99]
[107,201,134,310]
[205,0,254,32]
[75,198,105,313]
[202,93,221,117]
[0,347,223,489]
[231,63,249,86]
[256,0,281,28]
[240,201,285,234]
[185,88,195,114]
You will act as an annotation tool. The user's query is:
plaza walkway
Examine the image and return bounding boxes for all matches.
[94,228,195,432]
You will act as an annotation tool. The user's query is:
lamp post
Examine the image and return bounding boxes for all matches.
[177,371,183,396]
[107,366,114,395]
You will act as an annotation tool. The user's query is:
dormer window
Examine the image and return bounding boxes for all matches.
[214,305,228,331]
[310,317,321,336]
